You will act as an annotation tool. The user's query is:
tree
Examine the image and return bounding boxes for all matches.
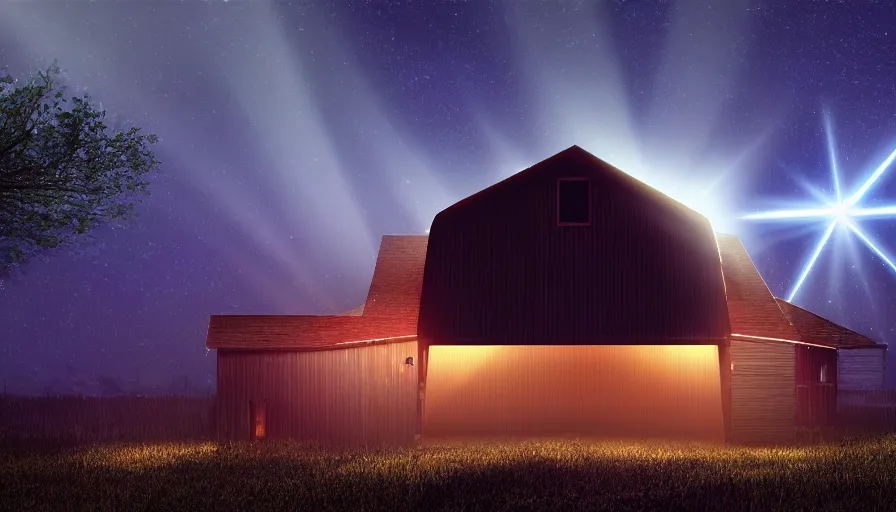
[0,63,160,273]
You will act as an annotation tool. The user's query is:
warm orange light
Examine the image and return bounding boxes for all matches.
[424,345,724,443]
[253,402,266,439]
[427,345,499,386]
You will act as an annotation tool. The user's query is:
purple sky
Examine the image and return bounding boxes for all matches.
[2,1,896,394]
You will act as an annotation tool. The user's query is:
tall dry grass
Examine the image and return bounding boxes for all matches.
[2,438,896,511]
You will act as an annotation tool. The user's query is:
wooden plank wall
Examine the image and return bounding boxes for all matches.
[795,345,837,427]
[838,348,886,390]
[730,339,795,443]
[418,149,730,346]
[216,341,418,447]
[423,345,725,443]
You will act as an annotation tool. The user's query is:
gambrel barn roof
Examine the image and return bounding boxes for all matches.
[206,232,876,351]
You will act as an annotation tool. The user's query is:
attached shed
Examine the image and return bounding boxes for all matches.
[207,236,427,447]
[206,145,887,447]
[776,299,887,391]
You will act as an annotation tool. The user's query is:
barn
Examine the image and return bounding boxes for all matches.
[206,145,887,447]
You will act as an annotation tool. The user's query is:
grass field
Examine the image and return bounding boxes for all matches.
[2,438,896,511]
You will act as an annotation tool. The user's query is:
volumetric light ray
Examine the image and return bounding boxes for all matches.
[742,208,837,221]
[845,146,896,207]
[823,110,841,203]
[851,205,896,217]
[846,223,896,274]
[787,221,837,302]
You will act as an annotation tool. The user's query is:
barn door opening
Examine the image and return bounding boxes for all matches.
[249,400,266,440]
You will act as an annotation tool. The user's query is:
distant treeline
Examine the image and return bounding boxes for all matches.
[0,395,215,445]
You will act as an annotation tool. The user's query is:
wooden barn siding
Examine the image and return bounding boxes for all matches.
[730,339,795,443]
[217,341,418,447]
[418,152,730,346]
[422,345,725,443]
[838,348,886,390]
[795,345,837,427]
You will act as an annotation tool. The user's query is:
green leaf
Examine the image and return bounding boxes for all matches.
[0,62,160,273]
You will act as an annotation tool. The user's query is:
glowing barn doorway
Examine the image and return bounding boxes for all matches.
[423,345,724,442]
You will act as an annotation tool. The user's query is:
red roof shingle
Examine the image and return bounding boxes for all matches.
[206,314,417,351]
[775,298,883,349]
[206,235,428,350]
[362,235,428,319]
[716,233,802,342]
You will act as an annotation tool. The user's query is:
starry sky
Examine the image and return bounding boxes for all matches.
[2,0,896,394]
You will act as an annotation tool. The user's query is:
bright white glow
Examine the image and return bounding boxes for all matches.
[498,1,759,234]
[742,208,838,220]
[730,333,835,350]
[744,113,896,302]
[851,205,896,217]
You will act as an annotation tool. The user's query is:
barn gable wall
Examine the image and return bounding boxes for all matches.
[795,345,837,427]
[418,146,730,346]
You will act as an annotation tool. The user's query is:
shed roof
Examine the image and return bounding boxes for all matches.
[715,233,803,343]
[206,235,427,351]
[206,314,417,351]
[361,235,428,318]
[774,298,884,349]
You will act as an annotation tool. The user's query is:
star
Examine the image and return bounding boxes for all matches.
[743,111,896,302]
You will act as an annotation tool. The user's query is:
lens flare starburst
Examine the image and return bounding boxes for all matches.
[743,112,896,302]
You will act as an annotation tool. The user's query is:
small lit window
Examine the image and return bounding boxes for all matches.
[250,400,266,440]
[820,364,828,383]
[558,178,591,225]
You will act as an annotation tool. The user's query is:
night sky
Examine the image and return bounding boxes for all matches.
[2,1,896,394]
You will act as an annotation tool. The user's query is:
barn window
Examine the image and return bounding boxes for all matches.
[557,178,591,225]
[820,364,829,383]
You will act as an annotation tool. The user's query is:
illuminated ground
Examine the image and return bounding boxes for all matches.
[2,439,896,511]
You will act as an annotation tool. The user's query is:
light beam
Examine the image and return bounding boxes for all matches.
[845,146,896,207]
[742,208,838,221]
[846,222,896,274]
[851,205,896,218]
[823,110,841,203]
[744,113,896,303]
[787,221,836,302]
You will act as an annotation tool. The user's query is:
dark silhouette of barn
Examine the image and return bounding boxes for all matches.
[206,146,886,446]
